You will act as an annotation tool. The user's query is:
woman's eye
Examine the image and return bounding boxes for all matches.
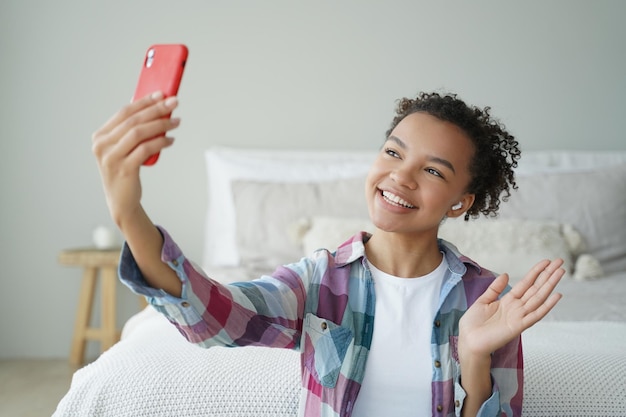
[426,168,443,178]
[385,148,400,158]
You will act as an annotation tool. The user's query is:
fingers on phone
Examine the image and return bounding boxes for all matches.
[130,135,175,166]
[163,96,178,109]
[121,117,179,148]
[128,94,177,123]
[108,97,177,140]
[95,93,163,137]
[92,94,180,168]
[149,91,164,101]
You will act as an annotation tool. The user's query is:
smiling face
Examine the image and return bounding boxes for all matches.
[365,112,476,238]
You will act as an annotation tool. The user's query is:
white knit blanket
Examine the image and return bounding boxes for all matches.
[54,307,626,417]
[522,321,626,416]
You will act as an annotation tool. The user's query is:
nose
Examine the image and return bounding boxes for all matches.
[390,167,418,190]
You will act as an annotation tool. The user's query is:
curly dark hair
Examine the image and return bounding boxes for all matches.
[386,91,521,220]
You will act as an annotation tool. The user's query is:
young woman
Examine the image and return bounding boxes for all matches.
[93,91,563,417]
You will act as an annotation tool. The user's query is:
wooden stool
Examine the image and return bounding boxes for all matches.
[59,247,147,366]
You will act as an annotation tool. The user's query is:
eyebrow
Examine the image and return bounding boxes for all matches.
[386,135,456,174]
[387,135,407,149]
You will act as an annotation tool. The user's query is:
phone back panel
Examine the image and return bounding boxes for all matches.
[132,44,188,165]
[133,44,188,102]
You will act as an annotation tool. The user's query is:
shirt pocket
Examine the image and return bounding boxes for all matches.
[303,313,354,388]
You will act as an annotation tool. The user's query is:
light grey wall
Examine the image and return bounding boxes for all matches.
[1,1,624,359]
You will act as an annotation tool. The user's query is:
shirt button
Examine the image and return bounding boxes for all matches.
[436,404,443,412]
[455,400,461,407]
[434,320,441,327]
[181,301,190,308]
[321,322,328,330]
[172,259,179,267]
[434,360,441,368]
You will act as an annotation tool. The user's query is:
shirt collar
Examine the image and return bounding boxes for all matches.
[333,232,482,277]
[334,231,370,266]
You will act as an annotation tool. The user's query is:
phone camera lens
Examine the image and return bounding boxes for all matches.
[145,48,155,68]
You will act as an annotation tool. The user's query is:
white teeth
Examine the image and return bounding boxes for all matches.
[382,190,415,208]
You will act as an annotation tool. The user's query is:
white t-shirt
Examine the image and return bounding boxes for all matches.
[351,256,447,417]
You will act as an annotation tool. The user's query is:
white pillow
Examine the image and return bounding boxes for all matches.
[203,148,375,268]
[514,150,626,176]
[499,164,626,275]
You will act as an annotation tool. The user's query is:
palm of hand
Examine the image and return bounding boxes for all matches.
[458,259,565,358]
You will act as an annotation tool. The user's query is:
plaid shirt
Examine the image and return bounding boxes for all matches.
[119,227,523,417]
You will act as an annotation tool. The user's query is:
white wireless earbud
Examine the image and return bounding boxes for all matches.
[451,202,463,210]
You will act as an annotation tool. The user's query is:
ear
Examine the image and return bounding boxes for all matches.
[446,193,475,218]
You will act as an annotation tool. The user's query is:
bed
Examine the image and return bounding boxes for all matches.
[54,148,626,417]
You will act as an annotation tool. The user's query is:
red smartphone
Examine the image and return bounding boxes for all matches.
[132,44,188,165]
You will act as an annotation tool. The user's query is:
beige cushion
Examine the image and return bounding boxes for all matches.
[295,216,376,256]
[438,218,590,282]
[232,177,368,271]
[295,216,597,283]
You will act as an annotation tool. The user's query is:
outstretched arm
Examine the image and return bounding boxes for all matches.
[458,258,565,417]
[92,91,183,297]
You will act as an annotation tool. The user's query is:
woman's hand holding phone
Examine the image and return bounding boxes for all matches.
[91,92,184,297]
[90,44,188,297]
[92,43,188,223]
[92,91,180,228]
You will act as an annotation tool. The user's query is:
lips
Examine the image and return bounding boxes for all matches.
[381,190,416,209]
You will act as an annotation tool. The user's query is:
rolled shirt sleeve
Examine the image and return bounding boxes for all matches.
[117,225,305,349]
